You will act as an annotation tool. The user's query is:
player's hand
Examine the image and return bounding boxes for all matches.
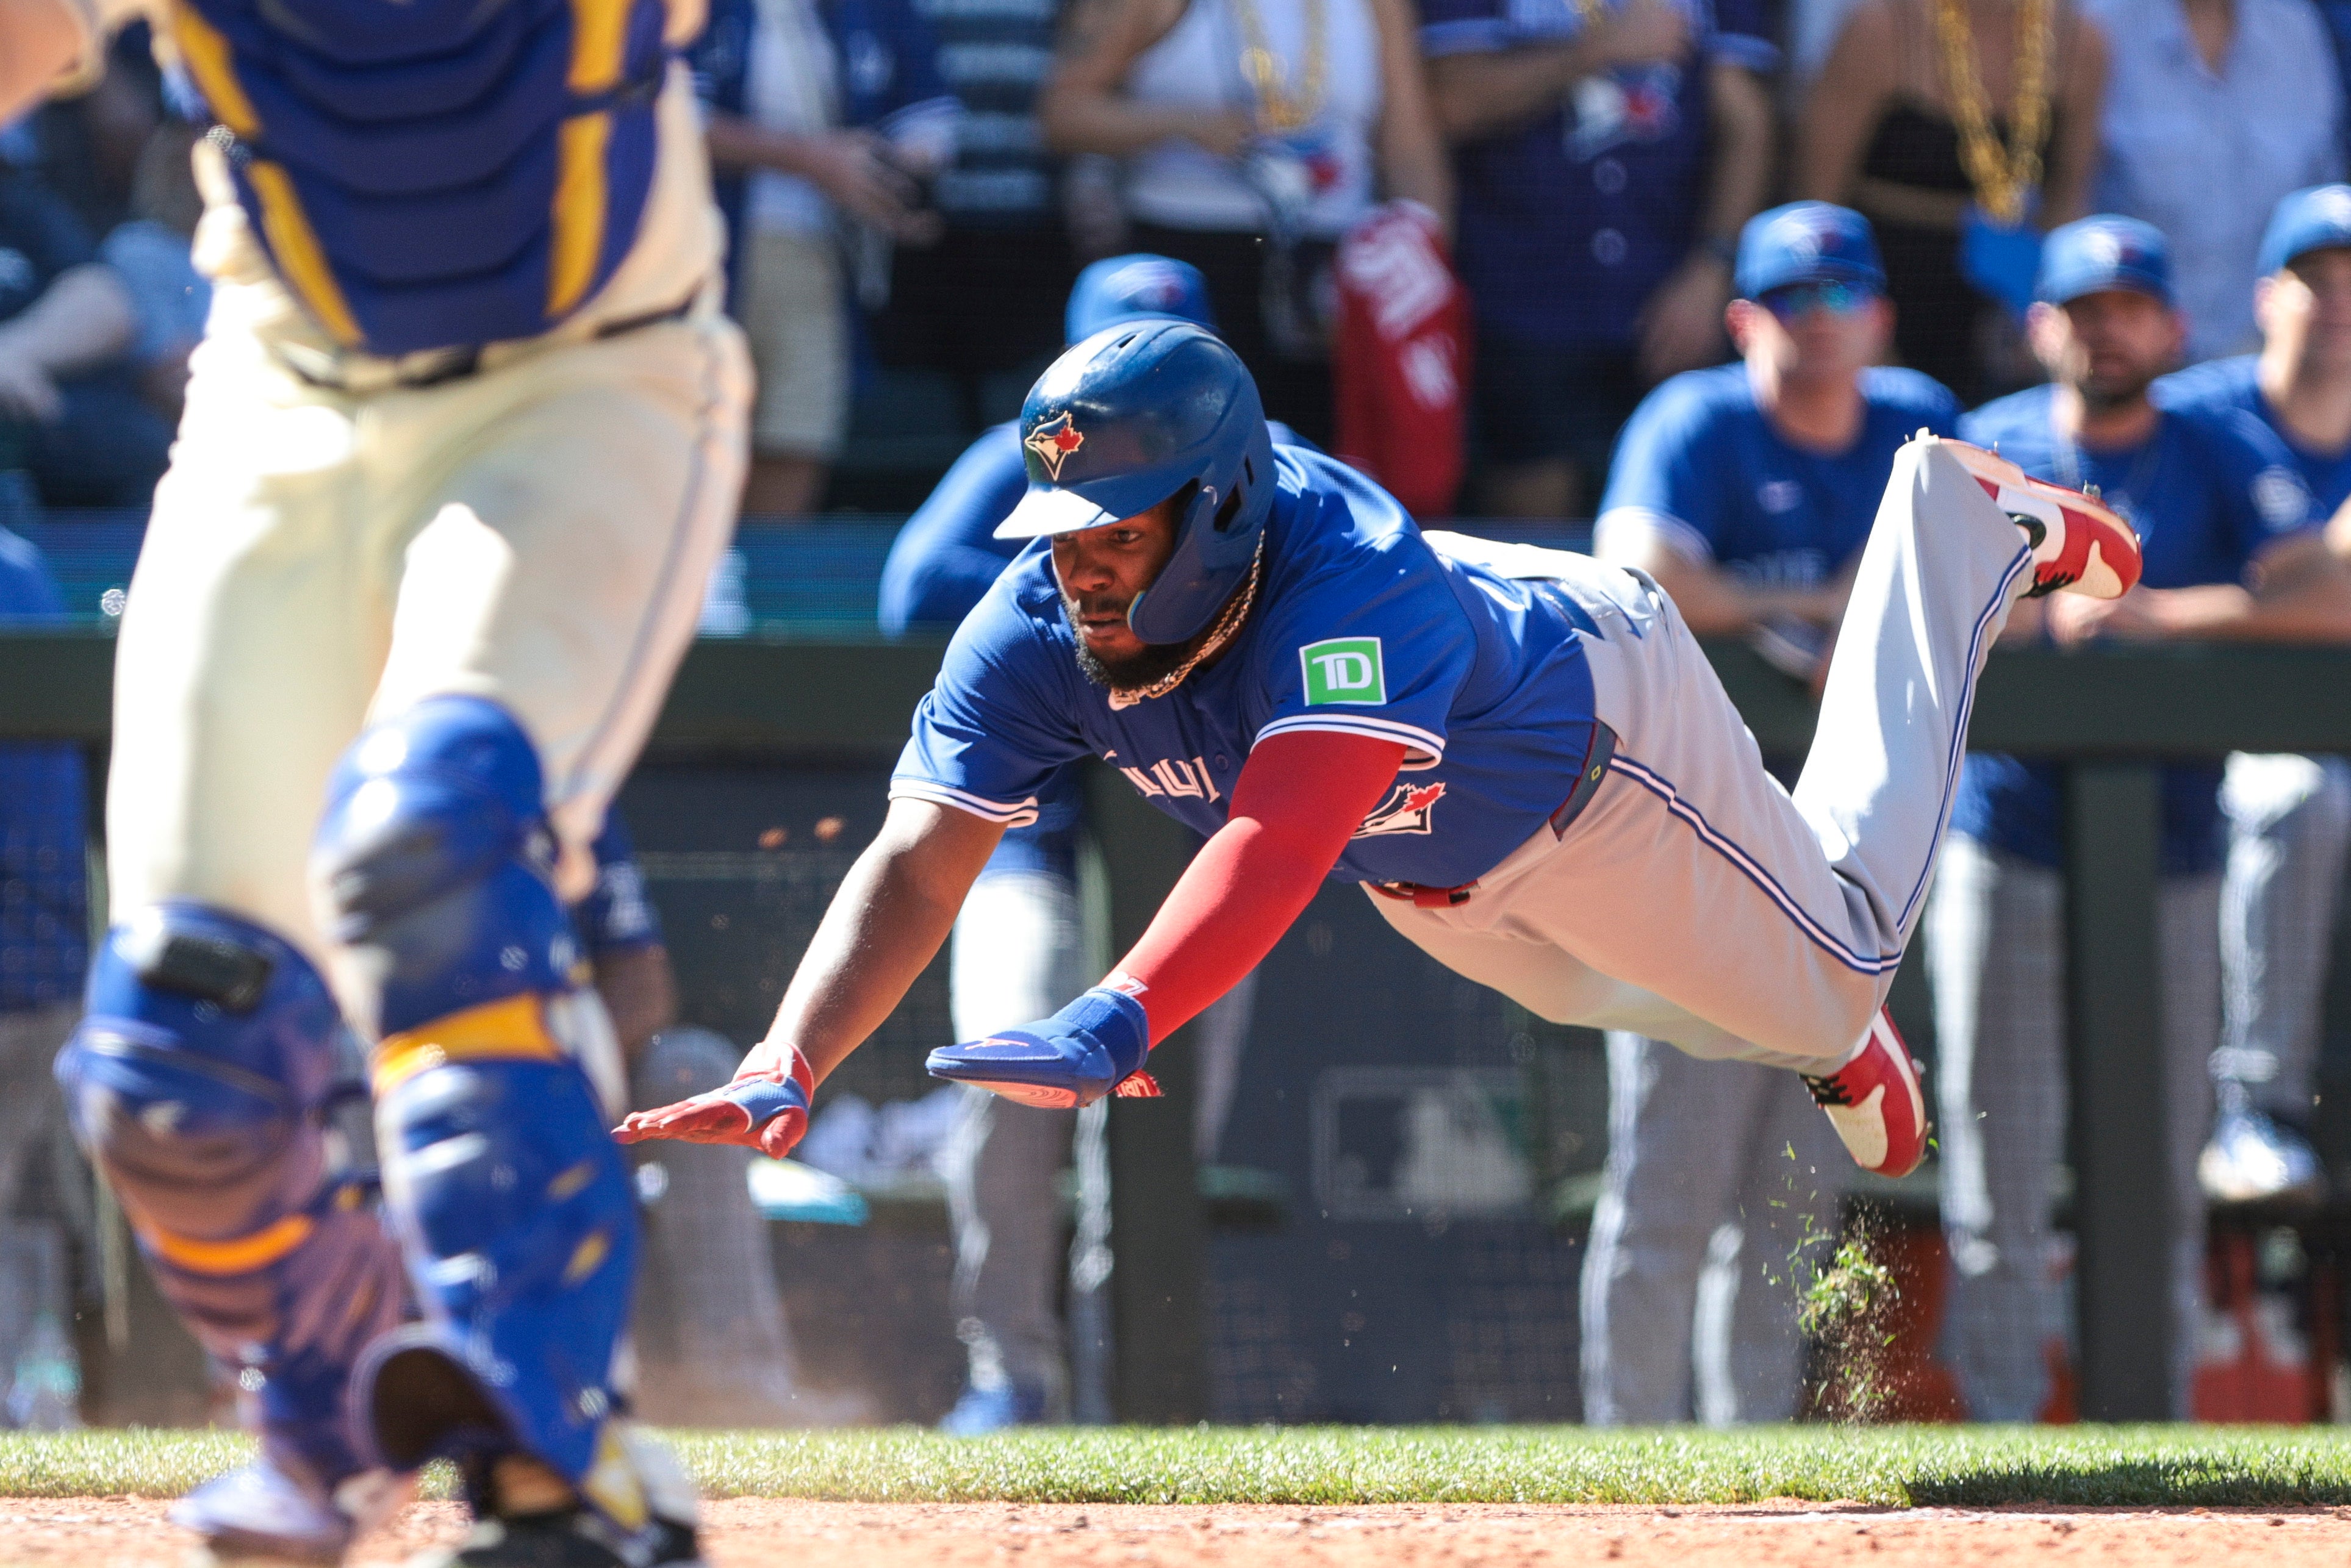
[0,346,63,423]
[1587,0,1692,73]
[803,131,939,244]
[1635,252,1731,382]
[612,1044,814,1158]
[926,986,1161,1109]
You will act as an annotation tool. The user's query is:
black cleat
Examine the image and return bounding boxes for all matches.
[418,1508,703,1568]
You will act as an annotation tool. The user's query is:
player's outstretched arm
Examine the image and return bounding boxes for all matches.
[926,730,1407,1106]
[613,798,1003,1155]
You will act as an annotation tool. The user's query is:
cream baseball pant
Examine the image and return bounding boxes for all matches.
[1385,438,2033,1071]
[106,298,752,982]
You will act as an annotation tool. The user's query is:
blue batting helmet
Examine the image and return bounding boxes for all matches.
[996,320,1276,645]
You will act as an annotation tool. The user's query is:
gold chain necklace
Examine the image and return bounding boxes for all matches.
[1106,534,1268,711]
[1229,0,1327,133]
[1932,0,2053,226]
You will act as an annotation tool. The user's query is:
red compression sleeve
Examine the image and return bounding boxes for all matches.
[1110,729,1407,1044]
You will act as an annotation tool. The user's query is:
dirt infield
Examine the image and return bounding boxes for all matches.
[5,1498,2351,1566]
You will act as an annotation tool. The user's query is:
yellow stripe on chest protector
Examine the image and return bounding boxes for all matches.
[141,1212,315,1276]
[373,993,565,1095]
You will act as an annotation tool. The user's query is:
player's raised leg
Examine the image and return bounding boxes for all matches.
[325,311,746,1568]
[56,341,414,1567]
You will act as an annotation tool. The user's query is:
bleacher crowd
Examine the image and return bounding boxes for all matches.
[2,0,2350,1432]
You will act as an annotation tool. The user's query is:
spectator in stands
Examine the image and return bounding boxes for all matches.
[100,118,204,423]
[1796,0,2105,404]
[698,0,962,516]
[1424,0,1775,520]
[2083,0,2340,362]
[1584,204,1958,1424]
[1934,217,2351,1420]
[2158,187,2351,1208]
[0,523,87,1428]
[1035,0,1451,448]
[585,812,848,1424]
[0,152,169,507]
[877,0,1083,431]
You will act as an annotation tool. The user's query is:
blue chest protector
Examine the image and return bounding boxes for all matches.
[172,0,676,355]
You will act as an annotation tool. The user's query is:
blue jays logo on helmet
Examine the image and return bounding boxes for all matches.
[1025,412,1086,480]
[997,321,1277,645]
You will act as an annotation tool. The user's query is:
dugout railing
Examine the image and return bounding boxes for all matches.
[7,628,2351,1423]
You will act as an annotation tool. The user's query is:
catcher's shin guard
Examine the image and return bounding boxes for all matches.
[55,905,407,1502]
[314,696,647,1530]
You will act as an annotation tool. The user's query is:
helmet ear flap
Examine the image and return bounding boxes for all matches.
[1125,482,1227,645]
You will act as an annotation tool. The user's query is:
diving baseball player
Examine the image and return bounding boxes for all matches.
[619,320,2143,1272]
[6,3,745,1564]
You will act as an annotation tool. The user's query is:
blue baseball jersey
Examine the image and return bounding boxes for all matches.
[2157,354,2351,514]
[1418,0,1777,348]
[1595,363,1961,584]
[1952,385,2321,873]
[0,527,87,1012]
[879,417,1308,876]
[890,447,1602,889]
[573,811,665,960]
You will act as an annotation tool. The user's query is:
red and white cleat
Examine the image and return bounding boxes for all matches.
[1939,435,2142,600]
[1803,1009,1929,1178]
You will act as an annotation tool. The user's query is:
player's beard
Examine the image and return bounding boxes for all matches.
[1062,591,1197,692]
[2078,367,2161,415]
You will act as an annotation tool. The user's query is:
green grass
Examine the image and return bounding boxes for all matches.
[7,1426,2351,1508]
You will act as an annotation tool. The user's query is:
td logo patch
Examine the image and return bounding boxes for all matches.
[1300,636,1387,705]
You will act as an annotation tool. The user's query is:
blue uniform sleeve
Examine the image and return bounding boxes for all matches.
[2194,407,2322,572]
[1418,0,1509,59]
[0,529,67,623]
[1707,0,1781,71]
[1247,480,1475,767]
[1593,374,1729,564]
[890,580,1093,825]
[573,812,665,957]
[877,428,1032,637]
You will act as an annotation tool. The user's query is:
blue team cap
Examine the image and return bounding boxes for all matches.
[2257,185,2351,276]
[2035,215,2174,307]
[1734,203,1886,299]
[1064,255,1216,345]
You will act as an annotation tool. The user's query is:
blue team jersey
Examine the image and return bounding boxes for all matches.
[890,447,1602,888]
[1595,363,1961,585]
[0,527,86,1012]
[2157,355,2351,515]
[573,812,665,959]
[1952,385,2320,873]
[1418,0,1777,348]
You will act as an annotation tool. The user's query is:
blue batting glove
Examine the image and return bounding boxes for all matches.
[926,987,1158,1108]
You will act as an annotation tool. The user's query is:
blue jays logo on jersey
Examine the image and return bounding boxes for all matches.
[1354,780,1447,837]
[1026,413,1086,480]
[1567,64,1682,160]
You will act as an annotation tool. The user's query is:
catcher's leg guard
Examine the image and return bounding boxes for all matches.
[54,905,407,1512]
[314,696,647,1530]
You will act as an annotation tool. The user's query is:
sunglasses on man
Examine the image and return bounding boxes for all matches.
[1759,281,1881,321]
